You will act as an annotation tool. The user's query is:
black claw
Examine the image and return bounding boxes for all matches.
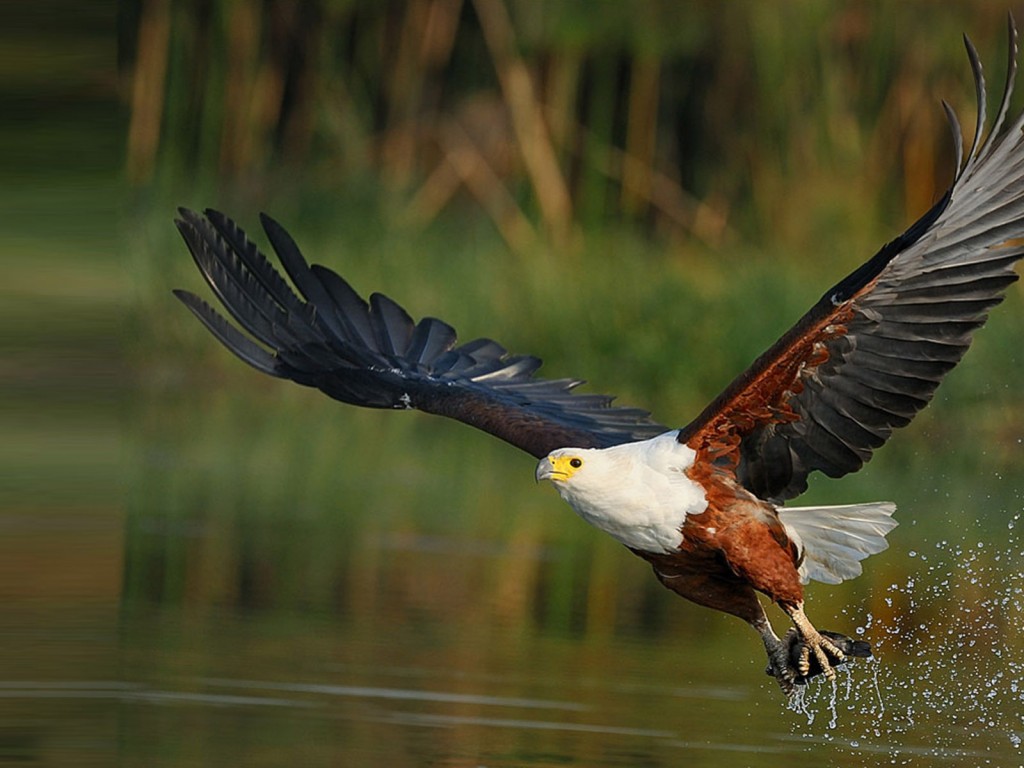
[766,629,872,685]
[790,630,872,684]
[825,630,871,657]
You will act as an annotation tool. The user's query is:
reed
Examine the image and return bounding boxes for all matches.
[123,1,1007,250]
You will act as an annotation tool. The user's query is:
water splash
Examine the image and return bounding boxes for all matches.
[789,511,1024,761]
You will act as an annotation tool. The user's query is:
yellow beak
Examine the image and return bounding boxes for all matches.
[535,456,569,483]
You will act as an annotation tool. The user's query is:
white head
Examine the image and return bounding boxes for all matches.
[535,446,618,507]
[533,433,708,553]
[536,448,598,495]
[535,447,588,483]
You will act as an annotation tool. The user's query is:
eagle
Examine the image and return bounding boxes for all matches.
[173,22,1024,695]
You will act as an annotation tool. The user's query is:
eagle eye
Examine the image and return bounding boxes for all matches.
[569,458,582,469]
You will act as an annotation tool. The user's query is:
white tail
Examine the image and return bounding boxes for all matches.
[777,502,898,585]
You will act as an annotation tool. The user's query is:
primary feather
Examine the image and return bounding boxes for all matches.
[679,20,1024,503]
[174,208,668,458]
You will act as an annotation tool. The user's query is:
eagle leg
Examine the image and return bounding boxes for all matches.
[753,617,798,695]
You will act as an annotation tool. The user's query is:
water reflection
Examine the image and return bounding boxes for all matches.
[7,571,1024,766]
[10,385,1022,765]
[114,388,1024,765]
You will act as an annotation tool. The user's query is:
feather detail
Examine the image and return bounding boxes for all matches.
[778,502,898,585]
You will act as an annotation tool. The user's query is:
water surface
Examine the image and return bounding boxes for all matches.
[10,383,1024,766]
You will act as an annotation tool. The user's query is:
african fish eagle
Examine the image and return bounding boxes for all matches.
[173,20,1024,694]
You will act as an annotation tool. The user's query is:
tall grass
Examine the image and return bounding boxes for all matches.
[122,1,1010,248]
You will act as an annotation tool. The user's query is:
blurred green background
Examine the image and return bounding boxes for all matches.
[10,1,1024,765]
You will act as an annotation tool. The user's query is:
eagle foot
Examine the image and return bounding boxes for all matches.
[794,627,845,682]
[767,627,872,687]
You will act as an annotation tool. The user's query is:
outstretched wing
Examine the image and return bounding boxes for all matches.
[679,20,1024,502]
[174,209,668,459]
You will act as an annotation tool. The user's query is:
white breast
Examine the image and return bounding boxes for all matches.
[551,431,708,553]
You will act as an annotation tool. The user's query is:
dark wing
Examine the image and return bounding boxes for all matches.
[173,209,667,459]
[678,20,1024,502]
